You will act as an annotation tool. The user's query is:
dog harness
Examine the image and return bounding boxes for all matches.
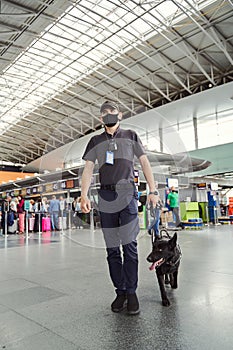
[165,245,182,267]
[150,229,182,269]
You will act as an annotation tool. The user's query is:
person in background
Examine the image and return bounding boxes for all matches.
[8,200,18,234]
[49,195,60,231]
[72,197,78,228]
[147,197,163,237]
[75,197,83,229]
[10,197,18,213]
[33,198,42,232]
[167,186,184,229]
[72,197,83,229]
[29,199,35,218]
[1,196,12,236]
[41,196,49,214]
[58,195,67,230]
[81,100,158,315]
[17,195,25,234]
[10,200,18,215]
[29,199,35,212]
[72,197,77,213]
[59,195,67,216]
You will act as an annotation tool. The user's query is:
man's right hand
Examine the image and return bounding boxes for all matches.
[80,195,91,213]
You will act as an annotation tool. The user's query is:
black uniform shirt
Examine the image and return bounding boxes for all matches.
[82,127,145,185]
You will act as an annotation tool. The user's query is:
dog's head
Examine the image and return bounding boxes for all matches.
[147,232,177,271]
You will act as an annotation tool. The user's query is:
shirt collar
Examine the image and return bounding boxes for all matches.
[105,125,120,137]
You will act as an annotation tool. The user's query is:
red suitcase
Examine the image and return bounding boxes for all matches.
[42,217,51,231]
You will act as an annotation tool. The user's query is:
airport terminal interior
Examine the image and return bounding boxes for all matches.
[0,1,233,349]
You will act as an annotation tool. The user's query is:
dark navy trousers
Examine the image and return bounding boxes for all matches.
[106,241,138,295]
[98,188,139,295]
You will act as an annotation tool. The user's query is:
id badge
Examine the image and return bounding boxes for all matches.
[106,151,114,165]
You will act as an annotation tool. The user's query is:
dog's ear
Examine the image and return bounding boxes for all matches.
[152,234,160,245]
[169,232,177,249]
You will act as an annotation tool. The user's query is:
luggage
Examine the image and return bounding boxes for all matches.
[8,219,17,234]
[28,217,35,231]
[58,216,67,230]
[18,213,25,232]
[73,214,80,228]
[34,213,42,232]
[7,210,15,226]
[73,213,83,228]
[42,217,51,231]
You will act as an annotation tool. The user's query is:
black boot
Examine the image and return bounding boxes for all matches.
[111,294,127,313]
[127,293,140,315]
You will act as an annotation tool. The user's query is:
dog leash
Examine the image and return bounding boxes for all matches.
[151,228,171,247]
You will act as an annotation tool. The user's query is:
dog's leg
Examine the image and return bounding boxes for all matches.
[171,270,178,289]
[156,272,170,306]
[169,273,174,287]
[165,274,170,284]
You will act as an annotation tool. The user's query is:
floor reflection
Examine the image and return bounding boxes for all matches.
[0,231,61,249]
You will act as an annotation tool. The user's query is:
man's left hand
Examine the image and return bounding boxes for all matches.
[147,193,159,207]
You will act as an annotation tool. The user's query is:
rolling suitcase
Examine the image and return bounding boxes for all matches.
[8,219,17,234]
[28,217,35,231]
[42,217,51,231]
[58,216,67,230]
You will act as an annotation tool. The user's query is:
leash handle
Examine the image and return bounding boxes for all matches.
[151,229,155,246]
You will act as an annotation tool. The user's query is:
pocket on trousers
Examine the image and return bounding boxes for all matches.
[127,195,138,215]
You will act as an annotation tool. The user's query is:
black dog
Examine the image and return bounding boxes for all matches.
[147,232,181,306]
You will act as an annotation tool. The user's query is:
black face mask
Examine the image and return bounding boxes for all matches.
[102,113,119,127]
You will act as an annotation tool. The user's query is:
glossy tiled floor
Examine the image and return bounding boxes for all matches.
[0,224,233,350]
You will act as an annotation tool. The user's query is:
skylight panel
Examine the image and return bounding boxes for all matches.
[0,0,217,135]
[156,1,179,20]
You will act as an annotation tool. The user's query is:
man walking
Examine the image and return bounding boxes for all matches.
[81,100,159,315]
[167,186,184,228]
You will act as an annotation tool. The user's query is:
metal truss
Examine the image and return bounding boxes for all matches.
[0,0,232,166]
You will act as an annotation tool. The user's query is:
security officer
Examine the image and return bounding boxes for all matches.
[81,101,159,315]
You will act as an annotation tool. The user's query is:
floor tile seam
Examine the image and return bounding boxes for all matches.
[62,233,106,250]
[0,287,67,312]
[0,240,62,251]
[210,270,233,276]
[0,276,40,285]
[3,329,79,350]
[1,307,79,348]
[0,280,68,296]
[1,274,56,283]
[0,278,42,296]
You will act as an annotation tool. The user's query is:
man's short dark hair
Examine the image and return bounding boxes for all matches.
[100,100,120,113]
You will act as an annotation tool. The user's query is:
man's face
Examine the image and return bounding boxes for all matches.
[101,107,119,117]
[100,107,122,126]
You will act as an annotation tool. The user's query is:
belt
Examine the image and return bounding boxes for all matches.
[100,182,135,191]
[100,184,116,191]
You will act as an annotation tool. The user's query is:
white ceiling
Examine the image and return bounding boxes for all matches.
[24,82,232,173]
[0,0,232,166]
